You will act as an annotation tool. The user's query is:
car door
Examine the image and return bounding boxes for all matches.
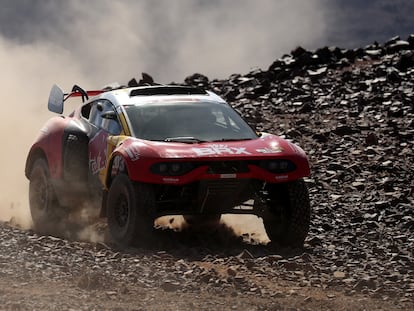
[88,100,122,189]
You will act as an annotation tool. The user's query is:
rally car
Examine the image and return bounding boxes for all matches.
[25,80,311,248]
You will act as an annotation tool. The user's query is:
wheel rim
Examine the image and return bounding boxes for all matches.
[114,193,129,228]
[30,171,49,214]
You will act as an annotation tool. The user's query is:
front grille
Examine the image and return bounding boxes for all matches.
[201,179,245,195]
[154,179,264,216]
[198,179,253,213]
[206,161,250,174]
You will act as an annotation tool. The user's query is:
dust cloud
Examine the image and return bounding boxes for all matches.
[0,37,86,228]
[0,1,327,236]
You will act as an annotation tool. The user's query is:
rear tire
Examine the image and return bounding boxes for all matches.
[29,158,64,235]
[262,179,310,248]
[106,175,156,247]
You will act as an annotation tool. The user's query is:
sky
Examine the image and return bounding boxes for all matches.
[0,0,412,226]
[1,1,413,84]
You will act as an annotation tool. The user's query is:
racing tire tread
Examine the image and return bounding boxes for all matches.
[29,158,63,235]
[263,179,311,248]
[106,174,156,247]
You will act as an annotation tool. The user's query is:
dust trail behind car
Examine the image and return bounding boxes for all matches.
[0,37,90,232]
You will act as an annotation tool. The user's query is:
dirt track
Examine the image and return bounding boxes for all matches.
[0,220,411,311]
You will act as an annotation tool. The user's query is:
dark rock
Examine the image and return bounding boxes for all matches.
[396,51,414,71]
[365,133,379,146]
[365,49,383,58]
[184,73,209,86]
[386,40,410,54]
[307,67,327,78]
[291,46,308,58]
[385,36,401,46]
[315,46,333,64]
[160,281,181,292]
[354,277,378,290]
[407,34,414,48]
[333,125,357,136]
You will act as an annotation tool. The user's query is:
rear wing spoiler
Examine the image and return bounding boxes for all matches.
[48,84,103,114]
[48,73,160,113]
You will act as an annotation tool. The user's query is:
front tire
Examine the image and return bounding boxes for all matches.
[29,158,63,234]
[261,179,311,248]
[106,175,156,247]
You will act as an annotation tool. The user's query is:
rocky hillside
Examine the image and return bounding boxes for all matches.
[185,34,414,299]
[1,35,413,310]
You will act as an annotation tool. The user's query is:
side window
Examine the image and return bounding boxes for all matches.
[102,114,122,135]
[81,104,92,119]
[89,101,102,126]
[89,100,122,135]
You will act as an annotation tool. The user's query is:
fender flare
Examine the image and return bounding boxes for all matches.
[105,151,130,188]
[62,122,89,183]
[25,147,47,179]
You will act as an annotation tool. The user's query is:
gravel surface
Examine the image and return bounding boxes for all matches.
[1,35,413,310]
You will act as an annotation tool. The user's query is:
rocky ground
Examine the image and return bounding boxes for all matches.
[1,35,413,310]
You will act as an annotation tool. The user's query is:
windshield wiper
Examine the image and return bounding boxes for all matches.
[210,138,254,142]
[164,137,207,144]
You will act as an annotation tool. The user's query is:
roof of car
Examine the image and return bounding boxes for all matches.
[96,85,227,107]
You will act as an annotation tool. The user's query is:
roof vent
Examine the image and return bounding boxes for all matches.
[129,86,207,97]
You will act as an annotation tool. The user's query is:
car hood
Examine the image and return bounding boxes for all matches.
[115,133,306,160]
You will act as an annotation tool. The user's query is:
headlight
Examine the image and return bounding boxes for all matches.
[158,163,168,174]
[171,163,181,173]
[260,159,296,173]
[151,162,195,176]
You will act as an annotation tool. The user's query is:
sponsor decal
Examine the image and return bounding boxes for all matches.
[220,173,236,179]
[289,142,304,154]
[256,142,284,154]
[256,147,284,154]
[193,144,251,156]
[275,175,289,180]
[163,177,180,183]
[125,144,140,161]
[89,130,108,175]
[111,155,125,175]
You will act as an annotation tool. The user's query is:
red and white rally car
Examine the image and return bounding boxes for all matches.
[25,81,311,247]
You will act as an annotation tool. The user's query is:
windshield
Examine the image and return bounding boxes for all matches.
[124,101,258,142]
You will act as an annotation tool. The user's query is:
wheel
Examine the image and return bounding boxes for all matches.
[106,174,156,247]
[184,214,222,226]
[261,179,310,248]
[29,158,63,234]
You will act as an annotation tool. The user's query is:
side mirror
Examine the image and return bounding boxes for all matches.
[97,102,104,112]
[101,111,121,135]
[101,111,118,120]
[48,84,64,114]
